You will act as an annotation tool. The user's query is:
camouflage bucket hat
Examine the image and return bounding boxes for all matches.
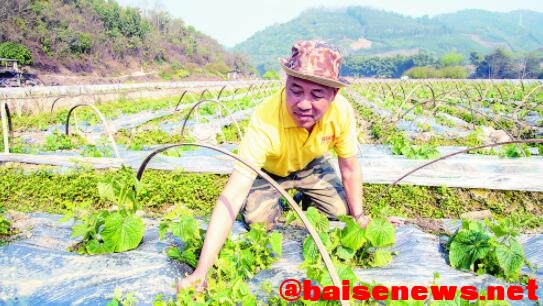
[279,40,349,88]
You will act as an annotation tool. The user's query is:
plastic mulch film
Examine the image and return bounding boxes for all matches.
[2,214,541,305]
[0,213,188,305]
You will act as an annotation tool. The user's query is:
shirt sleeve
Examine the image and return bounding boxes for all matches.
[233,112,272,179]
[334,101,358,159]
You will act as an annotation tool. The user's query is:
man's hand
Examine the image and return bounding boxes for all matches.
[177,272,207,293]
[387,216,406,225]
[356,215,371,228]
[357,215,406,229]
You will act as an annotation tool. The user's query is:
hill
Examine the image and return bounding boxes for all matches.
[0,0,253,84]
[233,7,543,74]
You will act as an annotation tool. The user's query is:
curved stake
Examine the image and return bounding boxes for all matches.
[65,103,120,158]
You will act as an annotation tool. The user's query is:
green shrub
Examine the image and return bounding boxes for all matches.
[440,66,469,79]
[0,42,33,65]
[404,65,468,79]
[404,66,438,79]
[69,32,94,54]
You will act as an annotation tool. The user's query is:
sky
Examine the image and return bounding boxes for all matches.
[117,0,543,48]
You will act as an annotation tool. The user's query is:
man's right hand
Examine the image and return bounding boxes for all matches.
[176,272,208,293]
[356,215,371,229]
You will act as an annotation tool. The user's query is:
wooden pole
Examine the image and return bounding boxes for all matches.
[1,102,9,153]
[14,61,21,87]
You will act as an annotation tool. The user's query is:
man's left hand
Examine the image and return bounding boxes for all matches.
[357,216,406,229]
[387,216,406,225]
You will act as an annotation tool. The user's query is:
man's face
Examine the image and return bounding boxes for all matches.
[285,76,338,131]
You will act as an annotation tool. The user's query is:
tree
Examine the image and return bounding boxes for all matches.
[341,53,437,78]
[411,52,437,67]
[0,41,33,65]
[230,52,255,75]
[469,51,482,65]
[472,48,512,79]
[440,52,463,67]
[262,70,280,80]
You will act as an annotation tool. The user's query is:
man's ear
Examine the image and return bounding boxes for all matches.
[331,88,339,100]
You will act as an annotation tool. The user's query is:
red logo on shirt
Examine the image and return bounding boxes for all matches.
[321,135,335,143]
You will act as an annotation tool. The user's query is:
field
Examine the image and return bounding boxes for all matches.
[1,79,542,305]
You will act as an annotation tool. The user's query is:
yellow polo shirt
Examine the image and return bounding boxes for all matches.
[235,88,358,178]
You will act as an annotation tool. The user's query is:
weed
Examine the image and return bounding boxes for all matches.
[107,288,137,306]
[0,205,13,245]
[43,130,87,151]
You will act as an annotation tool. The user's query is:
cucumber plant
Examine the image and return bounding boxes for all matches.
[63,165,145,254]
[297,207,396,288]
[447,216,530,282]
[157,207,282,305]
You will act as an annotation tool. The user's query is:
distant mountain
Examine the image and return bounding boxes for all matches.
[0,0,252,80]
[233,7,543,74]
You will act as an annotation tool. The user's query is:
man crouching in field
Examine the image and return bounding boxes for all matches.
[178,40,377,291]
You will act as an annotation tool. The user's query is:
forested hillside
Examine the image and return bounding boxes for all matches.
[234,7,543,74]
[0,0,253,80]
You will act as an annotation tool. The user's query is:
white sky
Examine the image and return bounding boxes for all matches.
[117,0,543,47]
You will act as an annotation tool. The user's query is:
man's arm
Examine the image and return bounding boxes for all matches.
[177,170,254,290]
[338,156,370,228]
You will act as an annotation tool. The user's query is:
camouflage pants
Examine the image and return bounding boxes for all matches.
[242,156,348,228]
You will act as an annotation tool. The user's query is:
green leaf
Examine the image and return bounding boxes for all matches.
[305,265,325,283]
[284,211,298,226]
[495,239,524,277]
[328,228,341,251]
[319,263,358,288]
[365,218,395,247]
[167,247,198,268]
[71,223,90,239]
[170,215,200,242]
[158,222,168,241]
[486,220,508,238]
[336,263,359,285]
[306,207,329,232]
[97,181,117,203]
[269,232,282,256]
[231,278,251,298]
[372,249,393,267]
[86,239,115,254]
[487,218,520,238]
[340,217,366,250]
[467,221,484,232]
[101,213,144,252]
[318,232,331,251]
[449,230,491,270]
[106,299,120,306]
[241,295,256,305]
[336,245,356,261]
[302,236,319,263]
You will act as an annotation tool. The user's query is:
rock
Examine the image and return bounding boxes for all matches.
[460,210,492,220]
[189,122,221,145]
[478,126,512,144]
